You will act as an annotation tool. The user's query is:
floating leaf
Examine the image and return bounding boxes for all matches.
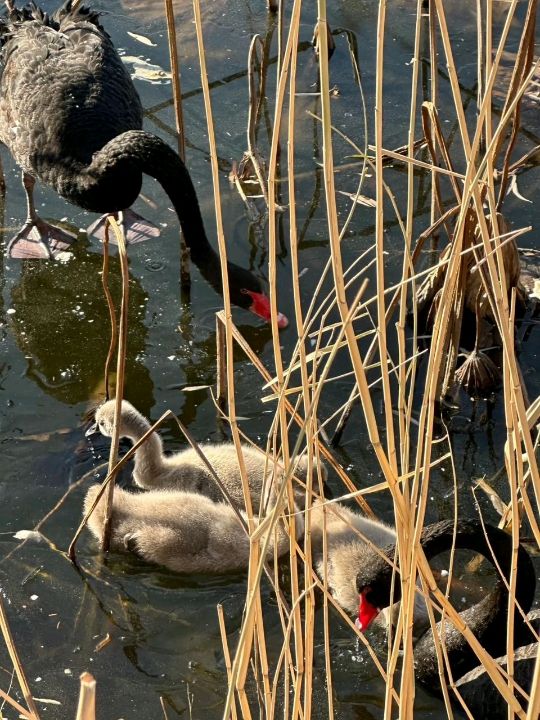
[127,31,157,47]
[475,477,508,518]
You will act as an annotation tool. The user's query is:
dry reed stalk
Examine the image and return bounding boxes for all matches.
[397,0,423,493]
[100,227,116,400]
[408,5,536,716]
[163,0,190,287]
[100,216,129,552]
[74,672,95,720]
[284,7,309,714]
[217,311,373,516]
[0,685,35,720]
[526,651,540,720]
[217,605,238,720]
[263,24,305,696]
[175,0,540,717]
[191,3,269,714]
[1,461,107,566]
[215,314,228,415]
[0,597,40,719]
[246,35,270,205]
[223,275,369,720]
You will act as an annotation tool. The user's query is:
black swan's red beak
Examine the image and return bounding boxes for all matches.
[355,588,380,630]
[244,291,289,329]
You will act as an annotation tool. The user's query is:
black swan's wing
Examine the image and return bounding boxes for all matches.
[0,3,143,175]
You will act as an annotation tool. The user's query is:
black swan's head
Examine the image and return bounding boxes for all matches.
[355,547,397,630]
[354,519,537,635]
[221,261,289,328]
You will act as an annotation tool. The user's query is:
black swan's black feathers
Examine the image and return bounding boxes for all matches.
[0,1,103,42]
[356,519,537,715]
[0,2,271,314]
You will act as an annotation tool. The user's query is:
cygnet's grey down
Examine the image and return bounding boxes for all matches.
[84,484,304,574]
[94,399,322,509]
[309,499,428,626]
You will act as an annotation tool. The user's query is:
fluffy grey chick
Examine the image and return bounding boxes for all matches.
[84,484,303,574]
[94,399,322,510]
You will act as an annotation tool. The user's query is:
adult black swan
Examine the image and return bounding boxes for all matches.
[355,519,538,718]
[0,1,288,327]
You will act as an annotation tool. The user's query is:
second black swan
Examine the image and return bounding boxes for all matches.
[0,1,287,326]
[355,519,538,718]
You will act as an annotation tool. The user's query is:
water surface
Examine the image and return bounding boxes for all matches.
[0,0,538,717]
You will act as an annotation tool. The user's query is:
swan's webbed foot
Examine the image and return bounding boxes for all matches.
[7,217,77,260]
[87,208,161,246]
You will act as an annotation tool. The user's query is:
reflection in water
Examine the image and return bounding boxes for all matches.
[174,309,275,429]
[9,243,155,415]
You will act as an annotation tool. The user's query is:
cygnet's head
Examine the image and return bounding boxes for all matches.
[94,398,138,437]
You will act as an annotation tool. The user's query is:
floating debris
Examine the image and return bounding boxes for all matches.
[121,55,172,84]
[13,529,45,544]
[94,633,112,652]
[127,31,157,47]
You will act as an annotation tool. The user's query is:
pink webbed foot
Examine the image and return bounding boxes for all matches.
[87,208,161,246]
[7,218,77,260]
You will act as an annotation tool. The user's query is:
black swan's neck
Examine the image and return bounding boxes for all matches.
[41,129,283,322]
[45,130,218,266]
[414,520,536,685]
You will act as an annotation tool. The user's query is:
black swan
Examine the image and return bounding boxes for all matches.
[92,398,325,509]
[0,1,287,326]
[83,483,304,573]
[355,519,538,718]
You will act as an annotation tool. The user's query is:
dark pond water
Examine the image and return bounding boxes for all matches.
[0,0,538,718]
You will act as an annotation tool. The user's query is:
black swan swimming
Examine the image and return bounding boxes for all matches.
[355,519,538,718]
[0,1,288,326]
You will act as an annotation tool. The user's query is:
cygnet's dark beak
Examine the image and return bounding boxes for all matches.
[85,421,98,437]
[244,290,289,329]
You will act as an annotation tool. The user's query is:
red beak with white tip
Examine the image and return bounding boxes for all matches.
[356,588,381,631]
[244,290,289,329]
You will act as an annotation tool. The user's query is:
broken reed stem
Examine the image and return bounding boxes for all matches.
[100,216,129,552]
[0,597,41,720]
[246,35,270,205]
[75,672,96,720]
[164,0,191,288]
